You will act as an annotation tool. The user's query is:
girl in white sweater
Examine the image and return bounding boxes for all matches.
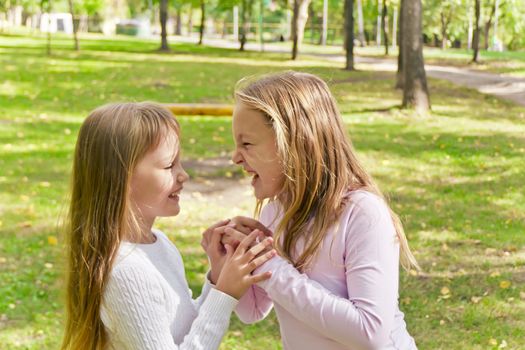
[61,102,275,350]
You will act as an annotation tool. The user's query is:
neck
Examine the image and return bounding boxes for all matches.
[129,215,157,244]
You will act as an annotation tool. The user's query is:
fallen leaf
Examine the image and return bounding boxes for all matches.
[471,296,482,304]
[499,280,511,289]
[489,339,497,346]
[490,271,501,278]
[499,340,508,349]
[440,287,450,295]
[18,221,32,228]
[439,319,445,325]
[47,236,58,246]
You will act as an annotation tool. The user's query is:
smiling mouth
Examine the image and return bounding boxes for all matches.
[169,189,182,198]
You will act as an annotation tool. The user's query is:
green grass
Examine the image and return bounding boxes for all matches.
[0,32,524,349]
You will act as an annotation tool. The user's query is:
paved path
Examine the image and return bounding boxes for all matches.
[173,36,525,107]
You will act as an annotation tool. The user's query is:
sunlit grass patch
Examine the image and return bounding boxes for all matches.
[0,32,524,349]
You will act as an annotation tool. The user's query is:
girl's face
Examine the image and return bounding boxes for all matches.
[232,101,284,200]
[130,132,189,227]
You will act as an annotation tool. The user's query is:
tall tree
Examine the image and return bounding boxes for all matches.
[67,0,79,51]
[439,4,453,49]
[321,0,328,45]
[401,0,430,112]
[41,0,52,55]
[344,0,354,70]
[291,0,311,60]
[174,4,182,35]
[159,0,169,50]
[483,0,496,50]
[395,0,404,89]
[198,0,205,44]
[381,0,388,55]
[239,0,254,51]
[472,0,481,62]
[356,0,365,46]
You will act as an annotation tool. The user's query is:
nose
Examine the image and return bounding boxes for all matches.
[231,148,243,165]
[177,167,189,183]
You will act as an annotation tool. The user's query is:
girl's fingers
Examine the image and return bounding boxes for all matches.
[221,234,240,248]
[244,249,276,272]
[205,219,230,235]
[233,229,260,255]
[241,237,273,264]
[248,271,272,284]
[231,216,273,237]
[209,227,224,248]
[222,228,246,245]
[224,243,234,258]
[232,224,252,235]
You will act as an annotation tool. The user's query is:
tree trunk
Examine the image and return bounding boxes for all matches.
[401,0,430,112]
[483,1,496,50]
[239,0,248,51]
[381,0,388,55]
[43,0,52,55]
[344,0,354,70]
[291,0,311,60]
[159,0,169,51]
[198,0,205,45]
[68,0,79,51]
[321,0,328,45]
[356,0,365,46]
[187,5,193,36]
[395,0,404,89]
[175,7,182,35]
[440,12,448,49]
[472,0,481,62]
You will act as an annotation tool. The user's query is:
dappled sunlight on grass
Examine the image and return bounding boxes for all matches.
[1,33,524,349]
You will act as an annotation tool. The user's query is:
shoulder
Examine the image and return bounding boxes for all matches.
[109,245,163,294]
[344,190,391,223]
[339,190,396,244]
[260,200,282,229]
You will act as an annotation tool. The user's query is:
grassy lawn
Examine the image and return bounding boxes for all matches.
[0,32,524,349]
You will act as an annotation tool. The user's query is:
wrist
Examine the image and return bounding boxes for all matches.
[209,269,220,285]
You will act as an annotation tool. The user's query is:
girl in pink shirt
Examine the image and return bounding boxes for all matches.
[217,71,419,349]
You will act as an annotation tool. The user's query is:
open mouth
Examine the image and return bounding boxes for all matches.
[168,189,181,199]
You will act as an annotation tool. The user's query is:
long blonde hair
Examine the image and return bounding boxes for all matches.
[61,102,179,350]
[235,71,419,272]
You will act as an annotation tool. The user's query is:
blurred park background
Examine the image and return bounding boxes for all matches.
[0,0,524,349]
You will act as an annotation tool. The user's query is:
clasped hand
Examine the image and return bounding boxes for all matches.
[201,217,275,299]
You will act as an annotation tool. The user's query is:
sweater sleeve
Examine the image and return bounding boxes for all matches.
[103,264,238,350]
[191,272,213,308]
[253,194,400,349]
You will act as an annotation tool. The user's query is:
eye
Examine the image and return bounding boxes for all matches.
[242,142,252,147]
[164,163,174,170]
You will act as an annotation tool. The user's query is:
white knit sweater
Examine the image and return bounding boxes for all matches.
[100,229,238,350]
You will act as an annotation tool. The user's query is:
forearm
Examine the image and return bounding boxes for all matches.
[255,256,396,348]
[235,284,274,323]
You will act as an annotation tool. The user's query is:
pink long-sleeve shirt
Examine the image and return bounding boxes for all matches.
[235,190,417,350]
